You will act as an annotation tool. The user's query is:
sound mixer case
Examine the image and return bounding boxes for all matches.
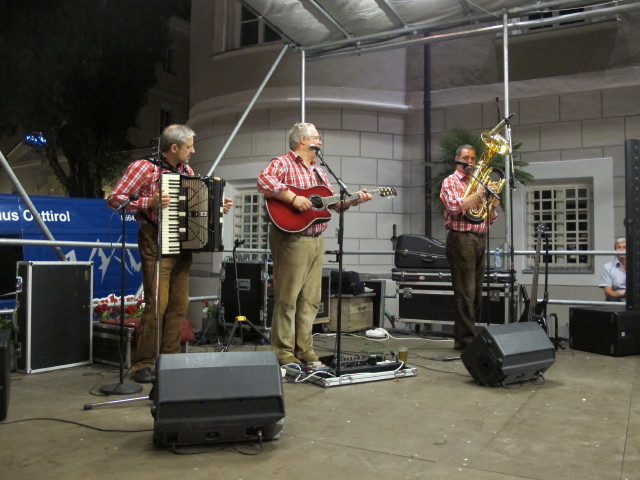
[569,305,640,357]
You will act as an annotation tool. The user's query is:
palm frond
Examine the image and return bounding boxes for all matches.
[428,129,534,212]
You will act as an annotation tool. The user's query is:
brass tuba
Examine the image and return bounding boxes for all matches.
[462,128,511,224]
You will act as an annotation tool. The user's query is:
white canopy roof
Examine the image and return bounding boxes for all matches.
[239,0,639,58]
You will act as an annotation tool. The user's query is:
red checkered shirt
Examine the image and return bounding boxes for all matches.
[440,168,496,234]
[107,157,194,226]
[258,151,334,236]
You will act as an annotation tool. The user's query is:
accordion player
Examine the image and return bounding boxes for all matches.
[160,173,225,255]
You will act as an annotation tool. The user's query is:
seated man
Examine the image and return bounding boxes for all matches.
[598,237,626,302]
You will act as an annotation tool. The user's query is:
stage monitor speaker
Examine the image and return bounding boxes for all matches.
[0,329,10,421]
[569,305,640,356]
[461,323,556,387]
[151,351,285,448]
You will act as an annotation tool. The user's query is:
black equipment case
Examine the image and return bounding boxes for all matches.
[569,305,640,357]
[393,269,516,325]
[15,261,93,373]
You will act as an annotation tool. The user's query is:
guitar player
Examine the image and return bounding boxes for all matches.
[598,237,626,302]
[257,122,372,366]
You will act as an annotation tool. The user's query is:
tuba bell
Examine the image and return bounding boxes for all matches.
[462,128,511,224]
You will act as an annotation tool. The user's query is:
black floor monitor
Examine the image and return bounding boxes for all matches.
[152,351,285,448]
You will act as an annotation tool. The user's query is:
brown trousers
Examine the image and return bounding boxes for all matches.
[445,230,485,346]
[134,223,192,370]
[268,225,323,362]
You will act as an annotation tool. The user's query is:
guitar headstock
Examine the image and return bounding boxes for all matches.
[534,223,548,238]
[377,187,397,198]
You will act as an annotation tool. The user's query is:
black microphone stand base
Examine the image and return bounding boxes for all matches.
[99,380,143,396]
[549,313,568,352]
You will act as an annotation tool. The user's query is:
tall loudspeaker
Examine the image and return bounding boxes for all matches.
[461,323,555,387]
[151,351,285,447]
[624,139,640,310]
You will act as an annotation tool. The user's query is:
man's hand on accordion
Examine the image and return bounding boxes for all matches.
[223,197,233,214]
[152,191,171,210]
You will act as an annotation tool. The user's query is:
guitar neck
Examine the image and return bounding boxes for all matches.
[530,234,543,305]
[322,189,381,208]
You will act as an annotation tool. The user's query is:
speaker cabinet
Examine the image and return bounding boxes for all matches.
[0,329,10,421]
[221,260,272,331]
[15,261,93,373]
[569,306,640,357]
[151,351,285,447]
[461,323,556,387]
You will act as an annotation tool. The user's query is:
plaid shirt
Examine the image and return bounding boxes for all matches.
[440,168,496,234]
[107,157,194,226]
[258,151,334,236]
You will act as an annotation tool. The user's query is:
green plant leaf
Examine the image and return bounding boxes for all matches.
[428,128,533,212]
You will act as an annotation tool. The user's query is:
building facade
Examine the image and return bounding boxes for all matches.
[188,1,640,333]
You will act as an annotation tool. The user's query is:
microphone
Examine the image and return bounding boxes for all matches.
[309,144,320,152]
[115,193,139,212]
[234,238,246,248]
[488,113,515,136]
[455,160,474,168]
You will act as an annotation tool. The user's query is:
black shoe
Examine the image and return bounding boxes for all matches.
[132,367,155,384]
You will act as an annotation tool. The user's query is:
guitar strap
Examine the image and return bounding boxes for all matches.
[143,154,187,175]
[312,167,326,186]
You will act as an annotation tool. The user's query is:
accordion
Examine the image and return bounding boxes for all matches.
[160,173,225,255]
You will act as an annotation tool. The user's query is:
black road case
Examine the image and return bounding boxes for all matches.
[394,269,516,325]
[15,261,93,373]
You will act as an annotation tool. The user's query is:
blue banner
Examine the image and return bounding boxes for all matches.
[0,193,142,308]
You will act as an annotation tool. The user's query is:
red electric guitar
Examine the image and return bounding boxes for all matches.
[265,185,396,233]
[519,224,548,331]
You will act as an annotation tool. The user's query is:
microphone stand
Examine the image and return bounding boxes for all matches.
[314,148,349,377]
[99,207,143,396]
[502,115,517,323]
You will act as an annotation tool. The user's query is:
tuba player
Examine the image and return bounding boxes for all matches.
[440,144,500,351]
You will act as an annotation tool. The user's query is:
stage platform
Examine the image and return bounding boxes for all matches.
[1,333,639,480]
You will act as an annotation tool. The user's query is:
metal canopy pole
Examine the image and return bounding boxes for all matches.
[0,149,66,261]
[503,11,512,255]
[502,11,516,323]
[301,50,306,122]
[207,43,290,176]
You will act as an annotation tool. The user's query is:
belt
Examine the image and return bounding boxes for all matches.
[450,229,485,238]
